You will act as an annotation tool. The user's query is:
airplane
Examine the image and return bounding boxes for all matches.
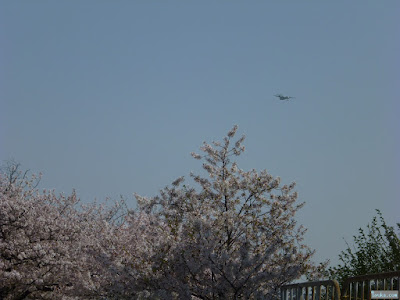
[274,94,295,101]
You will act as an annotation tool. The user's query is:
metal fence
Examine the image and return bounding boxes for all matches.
[341,271,400,300]
[281,280,341,300]
[281,271,400,300]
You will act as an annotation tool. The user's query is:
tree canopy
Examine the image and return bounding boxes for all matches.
[135,125,323,299]
[0,126,323,299]
[328,210,400,286]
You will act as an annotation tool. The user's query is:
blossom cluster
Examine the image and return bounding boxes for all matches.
[1,126,324,299]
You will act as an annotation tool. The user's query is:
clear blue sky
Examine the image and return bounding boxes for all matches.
[1,1,399,267]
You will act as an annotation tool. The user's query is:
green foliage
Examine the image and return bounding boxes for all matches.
[329,210,400,286]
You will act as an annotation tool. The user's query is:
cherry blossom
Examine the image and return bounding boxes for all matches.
[136,126,324,299]
[1,126,325,299]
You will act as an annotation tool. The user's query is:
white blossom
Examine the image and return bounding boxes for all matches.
[0,126,326,299]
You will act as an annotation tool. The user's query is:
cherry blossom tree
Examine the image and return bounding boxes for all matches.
[0,163,167,299]
[1,126,325,299]
[0,168,139,299]
[136,125,323,299]
[0,173,86,299]
[93,209,170,299]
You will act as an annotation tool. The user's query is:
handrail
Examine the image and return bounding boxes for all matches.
[343,271,400,283]
[341,271,400,300]
[281,280,341,300]
[281,272,400,300]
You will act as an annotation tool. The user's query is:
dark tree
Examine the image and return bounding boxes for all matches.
[329,210,400,285]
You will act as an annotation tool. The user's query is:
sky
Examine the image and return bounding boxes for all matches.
[1,1,399,268]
